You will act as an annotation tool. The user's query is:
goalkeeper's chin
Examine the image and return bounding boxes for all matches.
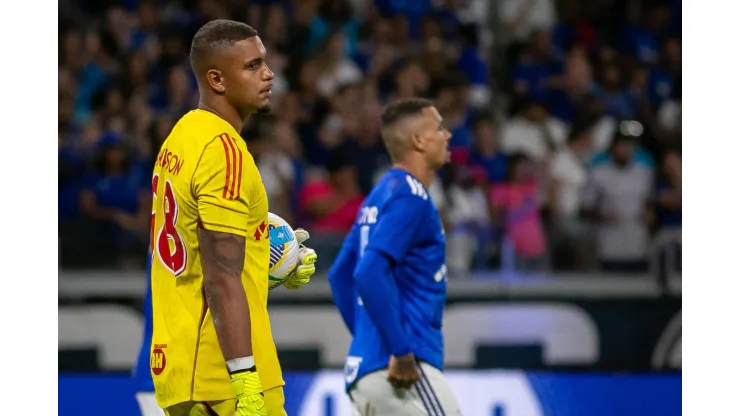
[256,103,272,114]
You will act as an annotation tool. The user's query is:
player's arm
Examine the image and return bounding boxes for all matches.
[328,224,360,334]
[193,139,264,403]
[353,195,426,359]
[198,228,252,360]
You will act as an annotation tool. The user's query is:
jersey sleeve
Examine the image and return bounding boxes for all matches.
[192,138,250,237]
[364,194,427,264]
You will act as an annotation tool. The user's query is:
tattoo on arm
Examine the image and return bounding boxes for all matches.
[198,228,252,359]
[198,228,246,278]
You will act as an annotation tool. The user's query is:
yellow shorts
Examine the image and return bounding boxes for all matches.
[163,387,286,416]
[264,387,287,416]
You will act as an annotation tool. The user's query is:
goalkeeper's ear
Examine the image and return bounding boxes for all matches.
[294,228,310,245]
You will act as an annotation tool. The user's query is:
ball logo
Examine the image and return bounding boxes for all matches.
[151,347,167,375]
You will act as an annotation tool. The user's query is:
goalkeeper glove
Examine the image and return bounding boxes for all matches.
[230,368,267,416]
[282,228,317,290]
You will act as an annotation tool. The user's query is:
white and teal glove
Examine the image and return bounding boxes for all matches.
[282,228,318,290]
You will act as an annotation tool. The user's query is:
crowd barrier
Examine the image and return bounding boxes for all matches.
[59,370,680,416]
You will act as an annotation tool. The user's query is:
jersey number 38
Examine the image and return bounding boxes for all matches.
[151,174,187,276]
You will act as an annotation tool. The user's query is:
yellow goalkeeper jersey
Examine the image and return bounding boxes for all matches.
[149,109,283,408]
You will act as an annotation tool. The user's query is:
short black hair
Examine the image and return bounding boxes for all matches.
[190,20,258,76]
[380,98,435,128]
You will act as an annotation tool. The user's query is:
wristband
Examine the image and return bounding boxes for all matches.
[226,356,255,373]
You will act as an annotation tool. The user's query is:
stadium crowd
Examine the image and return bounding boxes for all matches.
[58,0,681,275]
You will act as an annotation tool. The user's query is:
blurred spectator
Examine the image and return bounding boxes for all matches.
[598,64,636,119]
[490,153,547,271]
[246,118,299,225]
[335,98,389,193]
[388,60,431,102]
[308,0,359,56]
[455,23,490,107]
[547,118,594,270]
[434,73,474,148]
[582,121,653,273]
[162,65,197,116]
[299,150,364,235]
[622,2,671,65]
[500,0,556,49]
[468,113,507,183]
[500,98,567,162]
[546,46,598,121]
[265,50,290,101]
[315,31,363,97]
[260,4,291,49]
[653,149,682,230]
[549,0,598,60]
[656,80,681,140]
[359,19,398,77]
[59,133,85,220]
[431,165,491,275]
[299,150,365,272]
[317,83,361,153]
[646,35,680,111]
[374,0,432,38]
[78,134,150,268]
[293,59,332,165]
[512,29,556,101]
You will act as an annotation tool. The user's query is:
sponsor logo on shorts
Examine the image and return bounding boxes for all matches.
[151,344,167,375]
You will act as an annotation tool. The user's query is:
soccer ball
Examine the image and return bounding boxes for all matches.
[267,212,300,290]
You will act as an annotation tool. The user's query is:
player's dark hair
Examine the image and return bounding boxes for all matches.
[189,20,258,75]
[380,98,436,163]
[380,98,435,128]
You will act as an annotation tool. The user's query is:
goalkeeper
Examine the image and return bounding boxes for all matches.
[139,20,318,416]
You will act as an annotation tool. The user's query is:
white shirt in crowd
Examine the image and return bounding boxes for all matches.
[316,60,363,97]
[657,100,681,133]
[582,162,654,261]
[590,116,617,155]
[549,148,588,219]
[500,116,568,160]
[499,0,557,43]
[429,180,490,227]
[429,178,490,275]
[258,153,295,203]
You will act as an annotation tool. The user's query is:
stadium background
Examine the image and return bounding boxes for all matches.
[58,0,682,414]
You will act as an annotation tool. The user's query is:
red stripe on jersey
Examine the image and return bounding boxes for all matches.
[218,134,232,199]
[224,135,239,199]
[232,136,243,199]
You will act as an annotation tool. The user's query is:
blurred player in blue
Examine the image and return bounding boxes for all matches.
[328,98,462,415]
[133,252,164,416]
